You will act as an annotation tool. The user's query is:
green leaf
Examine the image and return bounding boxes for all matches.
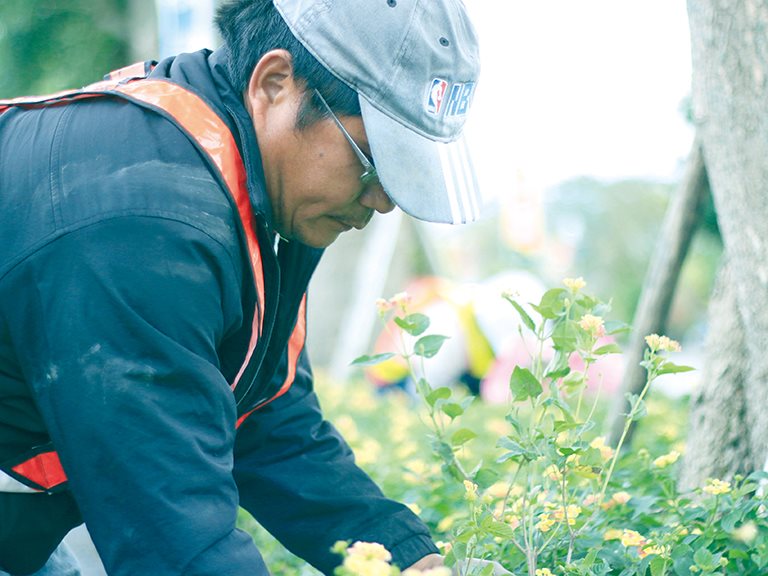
[657,362,695,375]
[459,395,475,411]
[451,428,477,446]
[350,352,396,366]
[481,516,516,538]
[503,295,536,331]
[413,334,449,358]
[582,547,599,569]
[509,366,543,401]
[605,320,632,335]
[552,319,580,352]
[478,565,495,576]
[535,288,568,319]
[425,386,451,407]
[693,547,716,571]
[544,349,571,379]
[393,313,430,336]
[594,343,622,356]
[650,556,667,576]
[441,402,464,420]
[496,437,533,463]
[473,466,500,487]
[625,392,647,421]
[416,377,432,399]
[561,370,585,393]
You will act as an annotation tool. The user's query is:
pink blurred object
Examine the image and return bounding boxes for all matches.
[480,336,625,404]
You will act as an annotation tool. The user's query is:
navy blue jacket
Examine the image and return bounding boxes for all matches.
[0,49,437,575]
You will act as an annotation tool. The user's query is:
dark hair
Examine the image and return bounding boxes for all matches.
[215,0,360,128]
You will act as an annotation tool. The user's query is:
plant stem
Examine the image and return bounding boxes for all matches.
[599,370,655,503]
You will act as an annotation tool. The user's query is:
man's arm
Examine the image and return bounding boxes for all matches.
[3,217,269,575]
[233,350,439,575]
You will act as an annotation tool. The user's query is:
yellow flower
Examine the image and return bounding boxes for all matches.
[486,481,510,499]
[645,334,661,351]
[537,514,555,533]
[506,514,521,530]
[343,556,392,576]
[563,277,587,292]
[335,415,360,443]
[463,480,478,502]
[703,478,732,495]
[604,529,623,540]
[355,439,382,467]
[653,450,681,468]
[406,503,422,516]
[544,464,562,482]
[579,314,605,337]
[437,515,456,532]
[552,504,581,525]
[535,569,555,576]
[658,335,681,352]
[619,529,646,548]
[590,436,615,460]
[611,491,632,505]
[347,542,392,562]
[639,542,667,559]
[733,521,758,543]
[582,494,600,507]
[375,298,393,315]
[645,333,681,352]
[389,291,412,310]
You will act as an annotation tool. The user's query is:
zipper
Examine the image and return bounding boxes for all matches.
[234,215,280,408]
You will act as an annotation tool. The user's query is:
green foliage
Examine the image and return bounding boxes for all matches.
[546,177,721,340]
[0,0,131,97]
[242,282,768,576]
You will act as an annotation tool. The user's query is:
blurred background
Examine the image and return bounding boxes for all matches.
[0,0,718,374]
[1,1,718,573]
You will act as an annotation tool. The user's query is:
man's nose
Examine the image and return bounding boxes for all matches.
[359,184,395,214]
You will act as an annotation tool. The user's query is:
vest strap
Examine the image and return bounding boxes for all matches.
[0,443,67,494]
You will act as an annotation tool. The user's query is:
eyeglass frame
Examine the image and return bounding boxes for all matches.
[313,89,379,187]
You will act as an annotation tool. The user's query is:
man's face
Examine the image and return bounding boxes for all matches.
[245,53,395,248]
[263,101,394,248]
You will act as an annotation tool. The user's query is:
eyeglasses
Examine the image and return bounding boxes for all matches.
[313,89,379,187]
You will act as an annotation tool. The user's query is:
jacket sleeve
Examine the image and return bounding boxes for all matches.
[2,216,270,576]
[233,346,439,575]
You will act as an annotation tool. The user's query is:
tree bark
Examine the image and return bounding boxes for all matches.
[606,141,708,446]
[679,260,750,490]
[684,0,768,482]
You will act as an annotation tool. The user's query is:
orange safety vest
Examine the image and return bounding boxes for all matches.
[0,62,306,493]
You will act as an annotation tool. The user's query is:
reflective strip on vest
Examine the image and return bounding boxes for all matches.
[236,294,308,428]
[1,78,266,390]
[0,469,40,493]
[0,73,304,491]
[10,451,67,492]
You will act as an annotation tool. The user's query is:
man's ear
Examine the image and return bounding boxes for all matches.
[245,49,301,117]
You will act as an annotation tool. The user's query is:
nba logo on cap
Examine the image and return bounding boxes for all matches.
[426,78,448,115]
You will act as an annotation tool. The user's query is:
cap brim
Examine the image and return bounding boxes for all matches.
[360,96,482,224]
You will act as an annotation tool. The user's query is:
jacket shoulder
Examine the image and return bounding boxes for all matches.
[0,96,241,275]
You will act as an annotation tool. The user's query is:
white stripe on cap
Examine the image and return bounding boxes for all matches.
[459,139,480,221]
[439,145,463,224]
[453,142,473,223]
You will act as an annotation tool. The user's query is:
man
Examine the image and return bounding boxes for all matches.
[0,1,490,574]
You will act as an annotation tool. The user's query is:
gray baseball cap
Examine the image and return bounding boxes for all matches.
[273,0,481,224]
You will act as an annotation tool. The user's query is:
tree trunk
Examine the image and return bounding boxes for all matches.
[606,141,708,447]
[684,0,768,484]
[679,260,750,490]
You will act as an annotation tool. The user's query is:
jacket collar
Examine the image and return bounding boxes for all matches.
[152,49,275,231]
